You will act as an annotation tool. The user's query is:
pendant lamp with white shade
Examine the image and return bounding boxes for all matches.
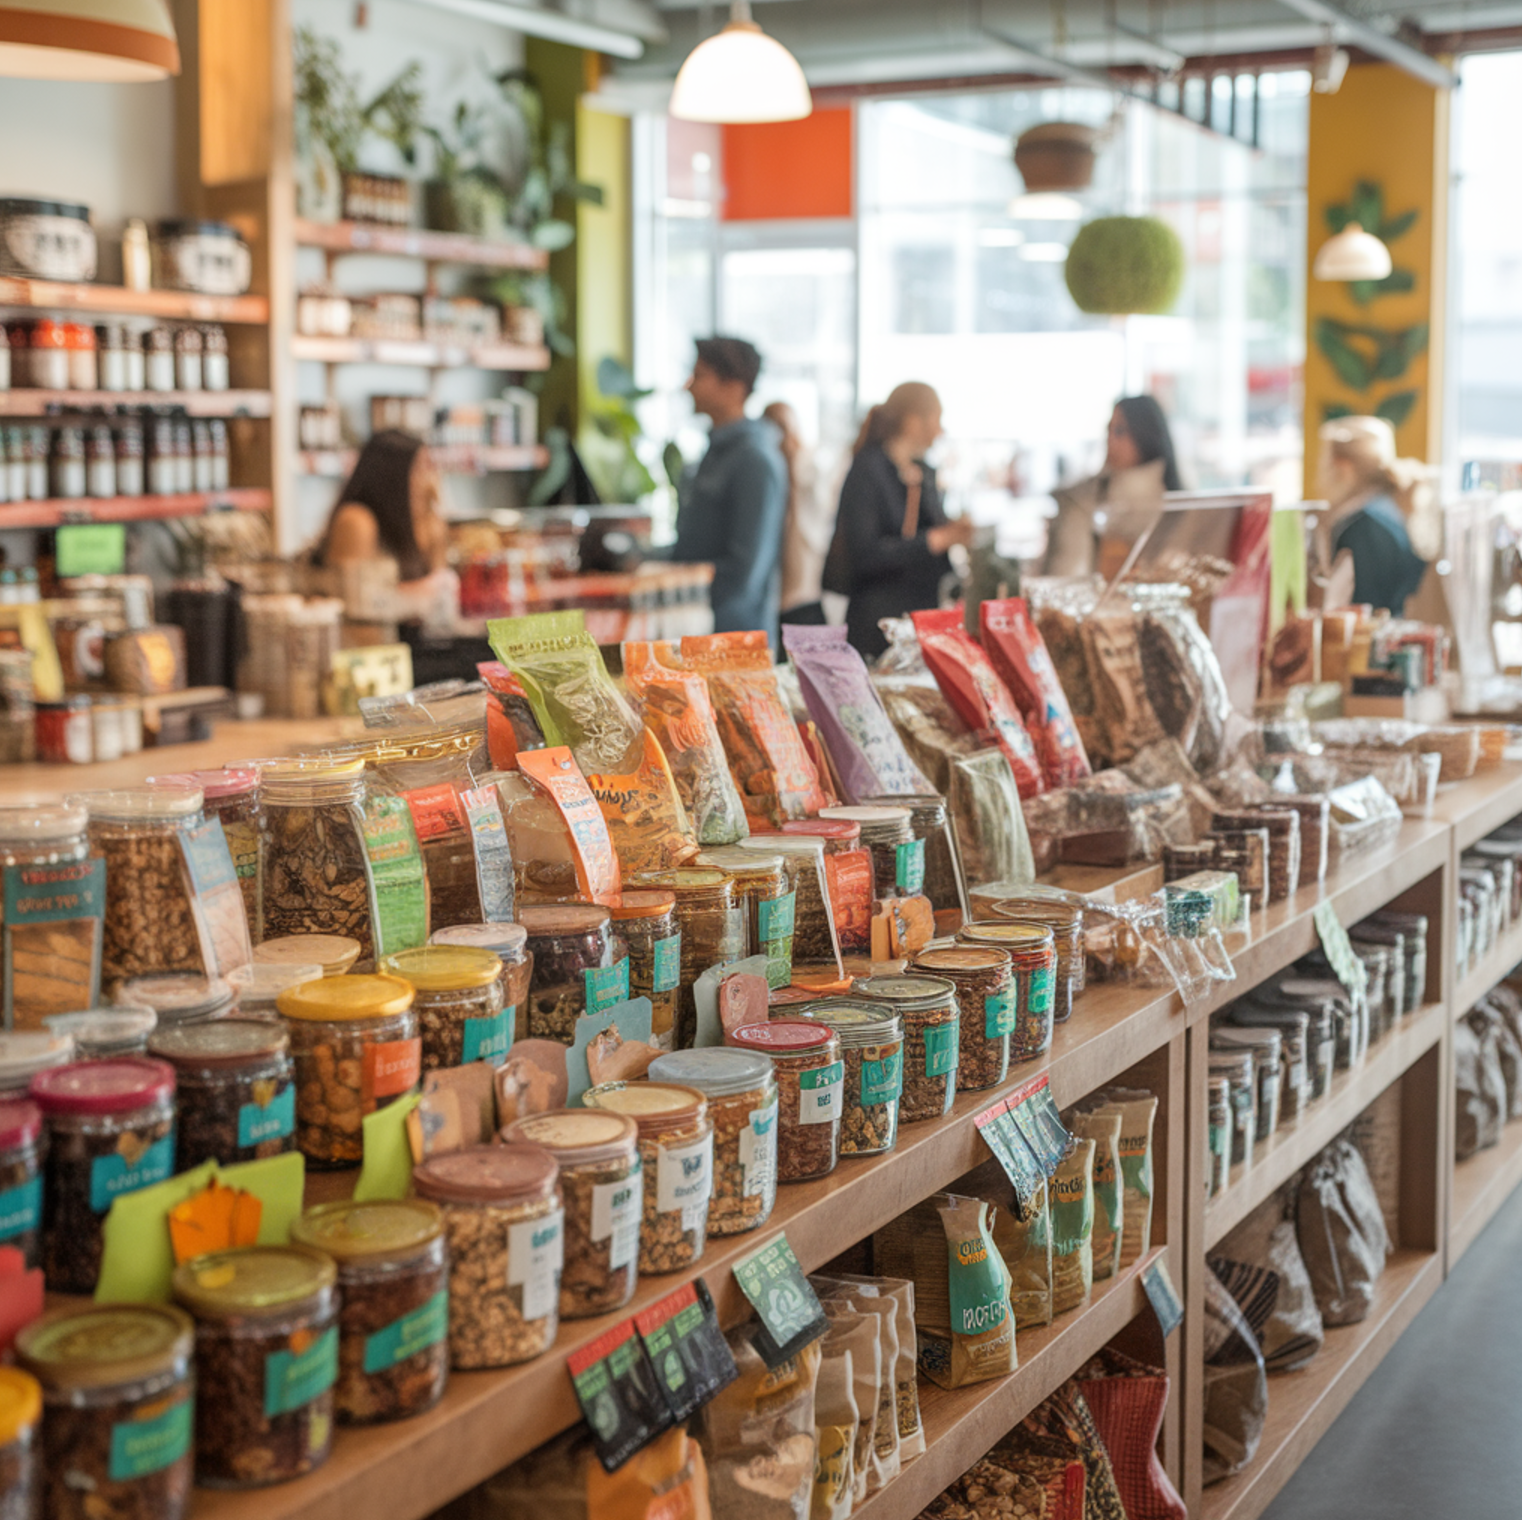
[1312,221,1392,281]
[670,0,811,124]
[0,0,179,80]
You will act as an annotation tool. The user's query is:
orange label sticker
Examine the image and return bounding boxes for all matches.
[517,746,621,902]
[364,1038,422,1105]
[404,783,467,843]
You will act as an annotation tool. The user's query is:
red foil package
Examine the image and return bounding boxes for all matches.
[979,597,1091,787]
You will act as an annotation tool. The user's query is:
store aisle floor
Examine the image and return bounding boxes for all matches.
[1261,1179,1522,1520]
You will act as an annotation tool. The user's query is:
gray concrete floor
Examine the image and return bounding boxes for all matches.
[1260,1178,1522,1520]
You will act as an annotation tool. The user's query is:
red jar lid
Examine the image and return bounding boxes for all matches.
[779,819,862,843]
[0,1098,41,1150]
[728,1019,836,1053]
[193,766,259,800]
[30,1057,174,1116]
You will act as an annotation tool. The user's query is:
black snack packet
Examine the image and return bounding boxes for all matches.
[635,1278,738,1422]
[566,1317,673,1473]
[733,1233,828,1369]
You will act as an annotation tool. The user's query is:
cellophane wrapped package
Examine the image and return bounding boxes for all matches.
[871,616,986,795]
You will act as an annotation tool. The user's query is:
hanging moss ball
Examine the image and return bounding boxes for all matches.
[1064,215,1186,314]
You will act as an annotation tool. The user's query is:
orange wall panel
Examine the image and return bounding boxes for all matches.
[721,108,853,221]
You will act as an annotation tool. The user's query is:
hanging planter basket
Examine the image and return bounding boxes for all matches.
[1013,121,1099,192]
[1064,215,1186,315]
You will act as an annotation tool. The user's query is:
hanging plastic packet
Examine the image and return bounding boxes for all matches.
[359,794,430,957]
[476,660,547,770]
[174,815,253,978]
[514,747,623,904]
[567,1317,675,1474]
[947,748,1036,893]
[871,615,986,796]
[460,782,515,922]
[634,1278,739,1423]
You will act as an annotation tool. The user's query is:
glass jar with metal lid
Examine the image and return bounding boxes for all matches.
[695,846,793,988]
[149,1017,295,1169]
[911,946,1012,1093]
[1209,1026,1283,1142]
[380,945,507,1070]
[959,921,1058,1062]
[629,868,744,1047]
[1207,1047,1256,1168]
[254,933,363,978]
[992,894,1086,1022]
[517,903,619,1045]
[428,921,531,1042]
[290,1199,448,1424]
[820,805,917,899]
[411,1143,564,1368]
[31,1057,176,1294]
[0,1365,41,1520]
[861,793,965,919]
[0,1098,42,1270]
[1207,1077,1231,1197]
[0,1030,73,1098]
[1225,1005,1311,1122]
[798,1001,903,1156]
[728,1019,842,1182]
[649,1048,778,1235]
[277,974,419,1168]
[172,1244,339,1486]
[739,835,847,975]
[499,1108,642,1318]
[1352,942,1393,1041]
[605,892,681,1050]
[117,971,236,1028]
[852,973,959,1122]
[17,1303,194,1518]
[258,758,374,957]
[1269,974,1365,1069]
[583,1081,713,1274]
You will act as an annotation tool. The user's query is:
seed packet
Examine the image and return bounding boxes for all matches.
[566,1317,674,1474]
[979,597,1091,787]
[514,747,622,904]
[476,660,546,770]
[821,1311,881,1504]
[811,1344,858,1520]
[634,1278,738,1423]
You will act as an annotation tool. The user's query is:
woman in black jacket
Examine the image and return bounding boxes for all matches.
[828,382,973,660]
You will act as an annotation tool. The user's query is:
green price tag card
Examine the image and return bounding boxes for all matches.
[56,522,126,578]
[732,1232,827,1368]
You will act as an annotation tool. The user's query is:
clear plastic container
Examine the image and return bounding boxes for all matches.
[821,804,917,900]
[583,1081,713,1274]
[1210,1027,1282,1142]
[0,1030,73,1097]
[1208,1048,1256,1168]
[16,1303,193,1519]
[228,961,325,1020]
[607,892,681,1050]
[172,1245,339,1487]
[428,922,531,1042]
[991,895,1085,1022]
[380,945,507,1070]
[630,868,744,1048]
[0,1098,42,1270]
[912,945,1012,1092]
[751,833,852,973]
[798,1001,903,1156]
[517,903,616,1045]
[863,793,964,920]
[0,1366,40,1520]
[411,1144,563,1368]
[1368,909,1428,1014]
[45,1007,156,1058]
[853,973,959,1122]
[499,1108,641,1318]
[1226,1006,1312,1121]
[649,1048,778,1236]
[290,1199,448,1425]
[30,1057,176,1294]
[959,921,1057,1063]
[118,971,236,1028]
[277,974,419,1168]
[1207,1077,1231,1197]
[727,1019,841,1182]
[190,767,260,940]
[254,934,361,977]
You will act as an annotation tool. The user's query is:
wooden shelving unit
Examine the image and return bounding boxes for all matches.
[0,389,273,418]
[1451,1118,1522,1264]
[290,333,551,371]
[294,217,549,271]
[1453,916,1522,1016]
[0,277,269,324]
[0,487,270,528]
[297,442,547,477]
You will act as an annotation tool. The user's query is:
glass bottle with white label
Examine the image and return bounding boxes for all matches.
[726,1019,842,1183]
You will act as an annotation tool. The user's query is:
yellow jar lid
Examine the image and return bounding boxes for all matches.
[291,1199,442,1263]
[0,1367,41,1444]
[172,1244,337,1319]
[16,1304,193,1392]
[260,756,366,782]
[277,973,414,1022]
[380,945,502,992]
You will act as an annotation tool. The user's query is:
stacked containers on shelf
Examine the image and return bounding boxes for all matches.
[726,1020,842,1182]
[605,892,681,1051]
[861,793,968,925]
[991,894,1085,1023]
[628,869,743,1047]
[516,904,618,1045]
[740,834,847,981]
[820,805,917,901]
[910,946,1012,1092]
[428,922,533,1044]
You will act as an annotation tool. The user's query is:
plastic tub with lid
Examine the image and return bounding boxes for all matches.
[117,971,236,1028]
[429,921,531,1040]
[798,1000,904,1156]
[604,892,680,1049]
[0,1030,73,1098]
[43,1007,154,1060]
[517,903,618,1045]
[727,1018,842,1182]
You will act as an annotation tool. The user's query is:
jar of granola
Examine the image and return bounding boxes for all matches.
[911,946,1012,1093]
[171,1245,338,1487]
[16,1303,194,1519]
[607,892,681,1049]
[583,1081,713,1274]
[277,974,420,1168]
[852,974,959,1122]
[630,868,744,1047]
[289,1199,448,1425]
[0,1030,72,1099]
[778,819,875,958]
[820,805,916,899]
[0,1099,42,1269]
[518,903,619,1045]
[499,1108,641,1319]
[380,945,507,1070]
[727,1019,842,1183]
[411,1144,563,1369]
[992,895,1085,1022]
[694,847,793,988]
[649,1048,777,1235]
[0,1367,40,1520]
[966,923,1057,1063]
[30,1057,176,1294]
[428,921,531,1042]
[862,794,963,919]
[798,1001,903,1156]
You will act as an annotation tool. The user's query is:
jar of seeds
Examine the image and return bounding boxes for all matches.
[852,973,958,1122]
[911,946,1012,1092]
[606,892,681,1050]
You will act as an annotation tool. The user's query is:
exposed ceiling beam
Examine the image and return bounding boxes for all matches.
[404,0,647,58]
[1273,0,1456,87]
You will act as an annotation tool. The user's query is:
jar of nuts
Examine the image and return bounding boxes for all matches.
[411,1143,564,1369]
[289,1199,449,1425]
[583,1081,713,1275]
[429,921,532,1042]
[693,847,792,983]
[607,892,681,1050]
[0,1366,40,1520]
[629,868,744,1048]
[727,1019,842,1183]
[147,1017,296,1169]
[277,974,420,1169]
[517,903,617,1045]
[852,973,959,1123]
[499,1108,642,1319]
[16,1303,194,1520]
[30,1057,176,1294]
[799,1001,904,1157]
[992,896,1084,1023]
[0,1030,73,1099]
[380,945,508,1070]
[912,946,1013,1093]
[172,1245,339,1488]
[0,1099,42,1270]
[962,922,1057,1063]
[648,1048,778,1236]
[193,767,261,940]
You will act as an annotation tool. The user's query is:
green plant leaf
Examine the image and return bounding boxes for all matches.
[1322,401,1355,423]
[1371,323,1429,381]
[1379,208,1418,243]
[529,427,573,507]
[1374,390,1418,427]
[663,441,687,489]
[1314,318,1374,390]
[1348,267,1416,306]
[1325,204,1351,235]
[1351,180,1384,233]
[531,219,576,251]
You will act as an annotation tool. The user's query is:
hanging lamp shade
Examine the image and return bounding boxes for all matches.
[669,0,811,124]
[0,0,178,80]
[1313,221,1392,281]
[1014,122,1098,193]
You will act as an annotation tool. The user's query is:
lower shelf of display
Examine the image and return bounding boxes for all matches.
[1450,1117,1522,1265]
[1199,1247,1442,1520]
[1453,920,1522,1018]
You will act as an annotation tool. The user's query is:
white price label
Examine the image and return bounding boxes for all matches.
[506,1211,563,1322]
[799,1061,844,1125]
[739,1100,779,1198]
[657,1132,713,1219]
[590,1165,644,1273]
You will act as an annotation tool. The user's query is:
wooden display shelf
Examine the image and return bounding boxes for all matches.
[850,1249,1164,1520]
[0,487,270,528]
[298,443,547,477]
[0,389,272,418]
[1199,1248,1442,1520]
[0,277,268,323]
[1429,761,1522,852]
[1205,1001,1447,1247]
[290,333,551,371]
[1449,1118,1522,1265]
[1453,916,1522,1016]
[294,217,548,270]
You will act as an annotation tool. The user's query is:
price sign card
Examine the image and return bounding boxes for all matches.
[733,1232,827,1368]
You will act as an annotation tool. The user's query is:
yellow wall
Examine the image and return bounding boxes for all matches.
[576,94,632,424]
[1303,62,1449,495]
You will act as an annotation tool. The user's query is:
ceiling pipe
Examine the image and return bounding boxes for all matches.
[1272,0,1455,88]
[403,0,646,59]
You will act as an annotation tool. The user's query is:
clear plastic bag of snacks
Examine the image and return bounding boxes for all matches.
[1326,775,1405,867]
[978,597,1090,787]
[1130,583,1233,772]
[947,749,1034,894]
[870,617,986,797]
[1024,772,1194,867]
[476,661,547,769]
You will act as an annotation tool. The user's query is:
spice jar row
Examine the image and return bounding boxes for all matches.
[4,319,233,393]
[2,415,231,504]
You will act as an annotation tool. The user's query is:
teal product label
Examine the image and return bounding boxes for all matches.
[180,817,238,894]
[463,1010,511,1065]
[984,987,1016,1039]
[945,1229,1009,1336]
[733,1233,826,1352]
[237,1084,295,1148]
[895,838,926,894]
[585,958,631,1015]
[3,857,105,1019]
[652,932,682,994]
[757,891,797,990]
[860,1050,903,1107]
[264,1325,339,1418]
[363,1290,448,1374]
[108,1397,191,1481]
[1028,965,1055,1016]
[924,1022,958,1078]
[798,1061,845,1124]
[0,1175,41,1241]
[90,1133,173,1212]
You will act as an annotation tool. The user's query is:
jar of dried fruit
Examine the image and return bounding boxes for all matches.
[172,1245,339,1487]
[648,1048,777,1236]
[961,922,1056,1063]
[16,1303,194,1519]
[517,903,619,1045]
[0,1366,40,1520]
[499,1108,641,1319]
[277,974,420,1169]
[911,946,1013,1093]
[290,1199,448,1425]
[379,945,507,1070]
[583,1081,713,1275]
[30,1057,176,1294]
[852,973,959,1122]
[428,921,531,1041]
[0,1099,43,1270]
[147,1018,295,1169]
[0,1030,72,1099]
[607,891,681,1050]
[411,1143,564,1369]
[798,1001,903,1157]
[727,1019,842,1183]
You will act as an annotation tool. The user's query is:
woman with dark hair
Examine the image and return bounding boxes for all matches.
[317,430,447,585]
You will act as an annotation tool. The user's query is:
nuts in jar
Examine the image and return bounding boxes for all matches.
[518,903,618,1045]
[912,945,1013,1093]
[428,921,532,1043]
[961,922,1057,1063]
[289,1199,448,1425]
[0,1099,43,1270]
[172,1245,339,1488]
[499,1108,642,1319]
[798,1001,903,1156]
[727,1019,842,1183]
[0,1366,40,1520]
[606,891,681,1050]
[693,847,793,988]
[380,945,508,1070]
[852,974,959,1123]
[411,1144,564,1369]
[629,868,744,1048]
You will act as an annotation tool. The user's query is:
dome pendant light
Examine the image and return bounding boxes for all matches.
[1313,221,1392,281]
[0,0,179,81]
[670,0,811,124]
